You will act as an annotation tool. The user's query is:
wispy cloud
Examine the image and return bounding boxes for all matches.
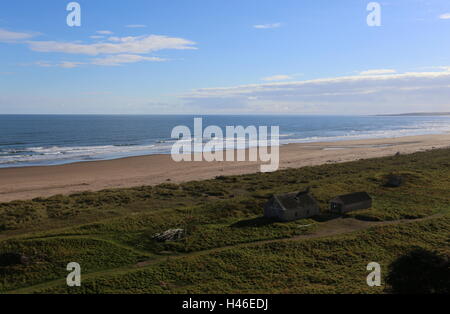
[1,27,196,68]
[182,68,450,114]
[125,24,147,28]
[34,54,165,68]
[439,13,450,20]
[435,66,450,71]
[81,91,112,96]
[35,61,85,68]
[91,54,165,66]
[0,28,36,42]
[253,23,282,29]
[96,30,113,35]
[27,35,197,56]
[359,69,397,75]
[59,61,85,68]
[35,61,52,67]
[261,74,293,81]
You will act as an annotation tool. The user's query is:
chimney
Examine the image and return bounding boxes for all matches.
[296,186,310,198]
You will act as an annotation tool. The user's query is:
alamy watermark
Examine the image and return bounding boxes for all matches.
[66,2,381,28]
[66,2,81,27]
[66,262,81,287]
[366,262,382,287]
[367,2,382,27]
[171,118,280,172]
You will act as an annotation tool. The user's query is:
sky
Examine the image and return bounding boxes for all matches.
[1,0,450,115]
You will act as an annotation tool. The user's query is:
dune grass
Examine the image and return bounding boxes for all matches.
[0,148,449,293]
[12,216,450,294]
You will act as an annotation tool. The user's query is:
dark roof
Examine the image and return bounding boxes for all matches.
[332,192,371,205]
[274,191,318,211]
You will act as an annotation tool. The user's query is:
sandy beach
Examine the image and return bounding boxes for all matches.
[0,133,449,202]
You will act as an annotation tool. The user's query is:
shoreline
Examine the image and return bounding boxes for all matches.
[0,133,449,202]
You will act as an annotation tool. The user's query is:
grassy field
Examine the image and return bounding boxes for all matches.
[0,148,449,293]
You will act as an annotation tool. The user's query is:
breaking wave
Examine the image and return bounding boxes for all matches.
[0,116,449,167]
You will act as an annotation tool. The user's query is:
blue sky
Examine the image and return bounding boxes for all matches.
[1,0,450,114]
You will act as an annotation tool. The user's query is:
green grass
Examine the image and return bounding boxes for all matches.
[0,237,148,292]
[19,216,450,294]
[0,148,449,293]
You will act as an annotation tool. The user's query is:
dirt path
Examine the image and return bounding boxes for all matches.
[7,214,444,294]
[136,214,443,267]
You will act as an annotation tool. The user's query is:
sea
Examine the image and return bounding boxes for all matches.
[0,114,449,168]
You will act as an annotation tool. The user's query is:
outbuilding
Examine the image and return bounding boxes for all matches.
[330,192,372,214]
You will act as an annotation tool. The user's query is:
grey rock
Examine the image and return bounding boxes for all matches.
[385,174,404,187]
[152,229,185,242]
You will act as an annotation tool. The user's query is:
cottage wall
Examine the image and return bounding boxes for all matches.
[264,198,282,219]
[279,204,320,222]
[342,200,372,213]
[264,193,321,222]
[330,202,342,213]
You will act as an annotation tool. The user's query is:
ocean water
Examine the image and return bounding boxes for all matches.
[0,114,449,168]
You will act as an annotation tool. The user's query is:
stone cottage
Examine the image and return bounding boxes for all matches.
[264,189,320,222]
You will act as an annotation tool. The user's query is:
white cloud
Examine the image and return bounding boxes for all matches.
[91,54,165,66]
[439,13,450,19]
[59,61,85,68]
[96,30,113,35]
[81,91,112,96]
[107,36,136,42]
[35,61,53,67]
[0,28,35,42]
[35,61,85,68]
[1,29,195,68]
[253,23,282,29]
[436,66,450,71]
[27,35,197,56]
[359,69,397,75]
[125,24,147,28]
[33,54,164,68]
[182,68,450,114]
[261,74,293,81]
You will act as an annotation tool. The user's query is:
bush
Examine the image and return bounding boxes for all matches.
[386,248,450,294]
